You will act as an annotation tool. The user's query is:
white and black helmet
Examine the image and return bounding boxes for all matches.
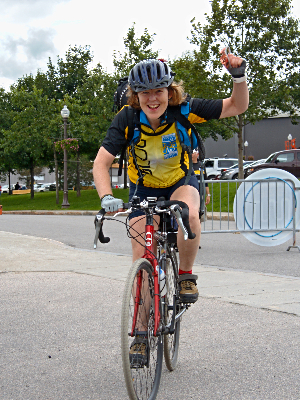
[128,59,175,92]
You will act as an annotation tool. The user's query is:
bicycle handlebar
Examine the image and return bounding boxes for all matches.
[94,197,196,248]
[154,199,196,241]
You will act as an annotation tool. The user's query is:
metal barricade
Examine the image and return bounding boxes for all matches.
[201,178,300,251]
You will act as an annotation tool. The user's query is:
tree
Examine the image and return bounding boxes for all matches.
[173,0,300,177]
[2,86,57,198]
[113,23,159,77]
[0,88,16,192]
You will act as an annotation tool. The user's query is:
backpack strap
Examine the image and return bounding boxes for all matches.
[118,107,135,176]
[167,102,206,185]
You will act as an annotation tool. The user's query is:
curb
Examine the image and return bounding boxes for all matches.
[2,210,98,215]
[1,210,235,220]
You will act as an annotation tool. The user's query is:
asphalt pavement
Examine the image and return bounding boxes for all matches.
[1,211,300,399]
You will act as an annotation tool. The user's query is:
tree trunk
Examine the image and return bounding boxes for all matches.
[238,115,244,180]
[8,170,12,195]
[30,162,34,199]
[76,151,81,197]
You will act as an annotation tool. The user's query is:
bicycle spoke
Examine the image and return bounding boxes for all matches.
[164,248,180,371]
[121,259,163,400]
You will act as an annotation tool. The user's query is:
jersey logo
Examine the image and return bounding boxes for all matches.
[162,133,178,159]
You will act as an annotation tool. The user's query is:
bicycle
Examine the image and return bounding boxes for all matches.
[94,195,196,400]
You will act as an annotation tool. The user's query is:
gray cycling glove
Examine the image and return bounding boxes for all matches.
[101,195,123,212]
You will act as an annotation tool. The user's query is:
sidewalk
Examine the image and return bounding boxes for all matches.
[1,230,300,316]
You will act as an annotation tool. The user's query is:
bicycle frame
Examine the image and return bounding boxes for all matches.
[132,210,161,337]
[94,196,195,339]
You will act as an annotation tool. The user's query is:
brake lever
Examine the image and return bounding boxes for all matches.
[94,209,110,248]
[170,205,188,241]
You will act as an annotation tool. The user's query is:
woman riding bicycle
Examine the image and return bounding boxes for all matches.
[93,51,248,305]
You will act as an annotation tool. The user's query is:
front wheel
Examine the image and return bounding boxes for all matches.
[121,258,163,400]
[163,248,180,371]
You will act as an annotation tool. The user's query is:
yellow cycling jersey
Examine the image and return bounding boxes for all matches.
[102,98,223,188]
[127,122,189,188]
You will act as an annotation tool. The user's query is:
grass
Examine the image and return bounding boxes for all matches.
[0,188,130,211]
[206,181,238,213]
[0,183,238,212]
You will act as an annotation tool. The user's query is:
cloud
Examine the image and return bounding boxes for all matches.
[0,28,57,80]
[0,0,71,22]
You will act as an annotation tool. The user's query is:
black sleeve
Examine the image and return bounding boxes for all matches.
[101,107,129,157]
[190,98,223,121]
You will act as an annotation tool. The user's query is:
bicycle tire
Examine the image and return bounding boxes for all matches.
[163,248,180,371]
[121,258,163,400]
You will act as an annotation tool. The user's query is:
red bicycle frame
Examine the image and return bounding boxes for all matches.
[131,222,161,336]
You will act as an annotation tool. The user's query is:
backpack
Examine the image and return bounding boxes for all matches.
[113,76,206,185]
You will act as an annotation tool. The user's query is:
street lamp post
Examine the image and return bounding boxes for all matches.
[61,105,70,208]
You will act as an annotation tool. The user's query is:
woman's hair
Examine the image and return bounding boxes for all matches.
[127,80,187,109]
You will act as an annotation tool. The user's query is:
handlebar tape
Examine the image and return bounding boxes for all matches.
[95,209,110,244]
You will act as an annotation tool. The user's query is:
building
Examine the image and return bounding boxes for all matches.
[204,114,300,160]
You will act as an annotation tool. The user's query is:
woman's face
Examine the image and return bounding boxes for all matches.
[137,87,170,128]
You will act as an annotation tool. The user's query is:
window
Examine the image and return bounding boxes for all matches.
[276,153,294,163]
[219,160,235,168]
[205,160,214,168]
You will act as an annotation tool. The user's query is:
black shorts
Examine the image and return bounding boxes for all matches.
[128,174,199,219]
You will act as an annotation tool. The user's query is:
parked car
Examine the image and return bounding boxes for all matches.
[243,159,266,178]
[34,184,43,191]
[204,157,238,179]
[219,161,254,180]
[247,149,300,178]
[35,183,51,192]
[1,185,13,193]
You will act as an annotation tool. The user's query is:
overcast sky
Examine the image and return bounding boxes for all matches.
[0,0,299,91]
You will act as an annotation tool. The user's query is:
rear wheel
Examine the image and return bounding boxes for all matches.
[121,258,163,400]
[163,248,180,371]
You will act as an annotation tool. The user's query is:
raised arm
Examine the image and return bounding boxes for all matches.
[219,48,249,119]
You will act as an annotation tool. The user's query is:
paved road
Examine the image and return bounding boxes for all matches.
[1,213,300,399]
[1,213,300,277]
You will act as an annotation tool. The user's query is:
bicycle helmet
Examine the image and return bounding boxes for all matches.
[128,59,175,92]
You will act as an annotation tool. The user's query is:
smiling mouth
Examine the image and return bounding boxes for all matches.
[148,105,159,109]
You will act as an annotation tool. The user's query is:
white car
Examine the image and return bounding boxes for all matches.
[220,161,254,180]
[1,185,10,193]
[244,159,266,178]
[34,184,43,191]
[35,183,51,192]
[204,157,238,179]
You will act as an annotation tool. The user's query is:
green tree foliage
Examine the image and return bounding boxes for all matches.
[172,0,300,176]
[0,88,14,184]
[1,26,160,197]
[113,23,159,76]
[2,86,58,198]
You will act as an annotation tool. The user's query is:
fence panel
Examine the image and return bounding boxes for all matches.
[201,178,300,251]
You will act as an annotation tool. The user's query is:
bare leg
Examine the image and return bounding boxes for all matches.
[170,185,200,272]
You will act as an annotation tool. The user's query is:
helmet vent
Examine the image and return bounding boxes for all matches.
[146,66,152,83]
[137,67,143,83]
